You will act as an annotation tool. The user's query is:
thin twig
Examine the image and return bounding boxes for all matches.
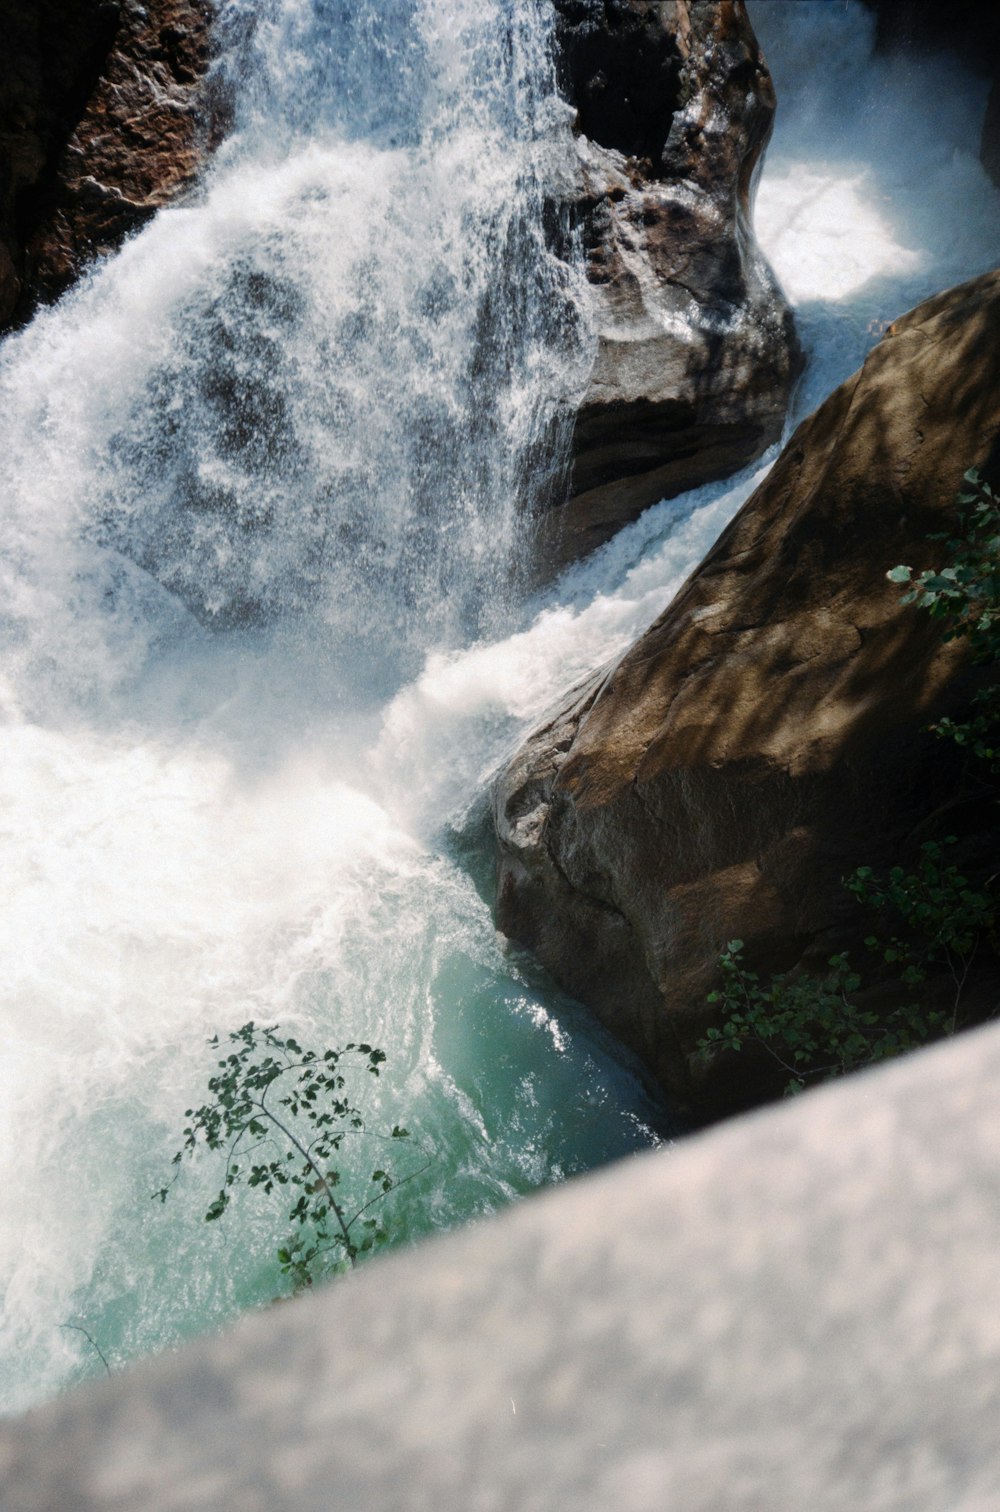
[59,1323,111,1377]
[257,1089,357,1267]
[344,1159,434,1234]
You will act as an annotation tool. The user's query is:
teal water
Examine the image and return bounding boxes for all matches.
[0,0,671,1413]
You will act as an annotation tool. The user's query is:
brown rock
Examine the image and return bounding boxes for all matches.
[494,270,1000,1117]
[542,0,799,570]
[0,0,217,332]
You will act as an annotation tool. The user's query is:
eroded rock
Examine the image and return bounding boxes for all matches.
[495,270,1000,1116]
[542,0,799,569]
[0,0,217,333]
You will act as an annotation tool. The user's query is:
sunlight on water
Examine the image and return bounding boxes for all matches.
[751,0,1000,410]
[2,0,1000,1416]
[757,167,922,301]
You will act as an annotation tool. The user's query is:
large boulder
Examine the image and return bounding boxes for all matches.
[0,0,216,333]
[541,0,799,570]
[494,270,1000,1117]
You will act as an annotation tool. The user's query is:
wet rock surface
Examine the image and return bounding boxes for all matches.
[495,269,1000,1116]
[542,0,799,570]
[0,0,216,333]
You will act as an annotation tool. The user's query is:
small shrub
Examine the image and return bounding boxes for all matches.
[849,838,995,1031]
[699,839,994,1095]
[700,941,871,1096]
[156,1022,426,1290]
[888,467,1000,768]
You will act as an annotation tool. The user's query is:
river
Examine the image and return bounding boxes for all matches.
[1,0,998,1412]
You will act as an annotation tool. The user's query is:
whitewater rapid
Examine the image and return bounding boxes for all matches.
[2,0,999,1413]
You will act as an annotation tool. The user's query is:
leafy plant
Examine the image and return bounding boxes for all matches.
[156,1022,426,1290]
[698,838,995,1095]
[888,467,1000,767]
[849,838,995,1031]
[700,942,871,1095]
[699,470,1000,1095]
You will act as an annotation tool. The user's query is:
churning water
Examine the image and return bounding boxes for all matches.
[2,0,999,1413]
[0,0,654,1413]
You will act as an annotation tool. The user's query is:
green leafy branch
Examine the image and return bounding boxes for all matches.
[888,468,1000,767]
[699,839,994,1096]
[700,942,869,1095]
[849,839,995,1033]
[155,1022,428,1288]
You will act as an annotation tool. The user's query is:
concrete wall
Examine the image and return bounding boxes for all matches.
[3,1022,1000,1510]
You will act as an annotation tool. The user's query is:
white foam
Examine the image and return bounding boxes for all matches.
[750,0,1000,407]
[4,0,1000,1413]
[0,0,646,1413]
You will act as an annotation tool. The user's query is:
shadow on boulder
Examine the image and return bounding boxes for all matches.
[495,268,1000,1117]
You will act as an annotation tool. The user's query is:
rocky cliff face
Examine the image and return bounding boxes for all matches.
[542,0,799,569]
[495,270,1000,1116]
[0,0,216,332]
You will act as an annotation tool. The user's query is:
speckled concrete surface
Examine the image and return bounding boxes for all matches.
[3,1023,1000,1511]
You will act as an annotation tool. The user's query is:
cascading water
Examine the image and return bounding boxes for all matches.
[0,0,656,1415]
[3,0,1000,1415]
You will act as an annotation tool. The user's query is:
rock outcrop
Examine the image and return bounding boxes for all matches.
[495,270,1000,1116]
[0,0,216,333]
[542,0,799,569]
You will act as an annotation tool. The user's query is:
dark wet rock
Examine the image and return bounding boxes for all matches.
[0,0,217,333]
[984,83,1000,189]
[541,0,800,570]
[860,0,1000,189]
[495,270,1000,1117]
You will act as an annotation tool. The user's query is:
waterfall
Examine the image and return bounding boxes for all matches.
[1,0,587,701]
[0,0,654,1415]
[3,0,1000,1414]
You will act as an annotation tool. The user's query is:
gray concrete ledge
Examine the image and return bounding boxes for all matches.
[3,1022,1000,1511]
